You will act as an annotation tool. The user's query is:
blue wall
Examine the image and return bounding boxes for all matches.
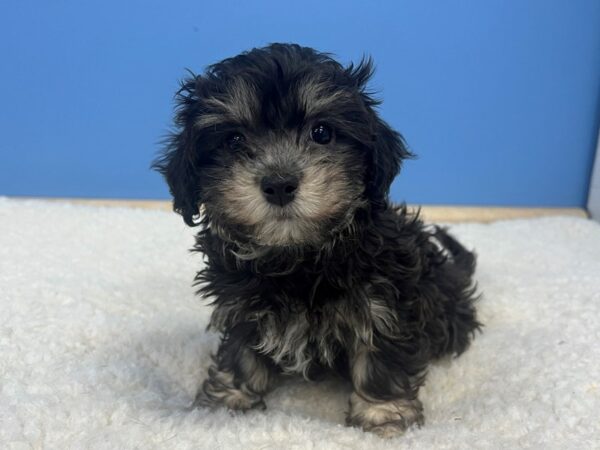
[1,1,599,206]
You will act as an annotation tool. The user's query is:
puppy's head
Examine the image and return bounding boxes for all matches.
[154,43,411,247]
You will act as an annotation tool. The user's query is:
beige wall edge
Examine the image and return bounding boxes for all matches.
[11,197,589,223]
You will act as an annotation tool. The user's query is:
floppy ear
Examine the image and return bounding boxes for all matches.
[367,116,413,206]
[346,58,414,207]
[153,76,205,226]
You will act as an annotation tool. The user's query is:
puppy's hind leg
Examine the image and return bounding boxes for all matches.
[346,345,426,438]
[193,323,276,412]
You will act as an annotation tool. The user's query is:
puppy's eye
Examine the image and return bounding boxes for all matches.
[226,133,246,150]
[311,124,333,145]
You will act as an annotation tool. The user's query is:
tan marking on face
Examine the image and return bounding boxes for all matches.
[195,78,259,128]
[292,157,361,221]
[218,161,270,226]
[297,77,352,116]
[217,153,363,246]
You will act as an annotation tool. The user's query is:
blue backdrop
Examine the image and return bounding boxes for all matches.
[1,1,599,206]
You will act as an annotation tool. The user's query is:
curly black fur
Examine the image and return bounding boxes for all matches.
[153,43,480,438]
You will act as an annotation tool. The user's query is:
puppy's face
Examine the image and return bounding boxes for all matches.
[155,44,411,247]
[201,123,365,246]
[196,77,369,246]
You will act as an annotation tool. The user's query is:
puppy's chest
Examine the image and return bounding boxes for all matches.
[208,270,397,377]
[252,301,357,376]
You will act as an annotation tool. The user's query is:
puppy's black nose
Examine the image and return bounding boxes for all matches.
[260,175,298,207]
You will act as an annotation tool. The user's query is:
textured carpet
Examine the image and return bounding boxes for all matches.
[1,198,599,449]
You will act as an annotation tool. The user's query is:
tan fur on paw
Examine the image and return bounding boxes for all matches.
[194,366,266,412]
[346,392,424,438]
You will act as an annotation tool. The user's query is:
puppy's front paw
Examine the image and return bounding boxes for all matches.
[193,366,266,412]
[346,392,424,438]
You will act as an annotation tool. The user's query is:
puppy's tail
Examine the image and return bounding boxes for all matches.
[433,227,476,276]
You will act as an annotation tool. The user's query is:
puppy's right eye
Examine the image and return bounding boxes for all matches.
[311,124,332,145]
[226,133,245,150]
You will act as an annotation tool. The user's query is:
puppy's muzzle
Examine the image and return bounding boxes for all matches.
[260,174,298,207]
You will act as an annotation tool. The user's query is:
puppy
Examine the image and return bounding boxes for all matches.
[154,43,480,438]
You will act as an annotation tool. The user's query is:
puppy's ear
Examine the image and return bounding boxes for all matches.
[153,75,206,226]
[346,58,414,207]
[367,117,413,207]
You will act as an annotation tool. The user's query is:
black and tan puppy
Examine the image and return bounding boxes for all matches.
[154,43,480,438]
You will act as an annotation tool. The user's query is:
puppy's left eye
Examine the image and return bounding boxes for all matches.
[226,133,246,150]
[311,124,333,145]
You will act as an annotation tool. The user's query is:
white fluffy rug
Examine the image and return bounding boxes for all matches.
[1,198,599,449]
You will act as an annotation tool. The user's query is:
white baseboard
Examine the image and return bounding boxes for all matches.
[587,128,600,220]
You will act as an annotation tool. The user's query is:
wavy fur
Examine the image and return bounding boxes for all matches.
[154,43,480,438]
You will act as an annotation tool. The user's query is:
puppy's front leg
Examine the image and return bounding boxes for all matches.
[346,346,425,438]
[194,323,276,411]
